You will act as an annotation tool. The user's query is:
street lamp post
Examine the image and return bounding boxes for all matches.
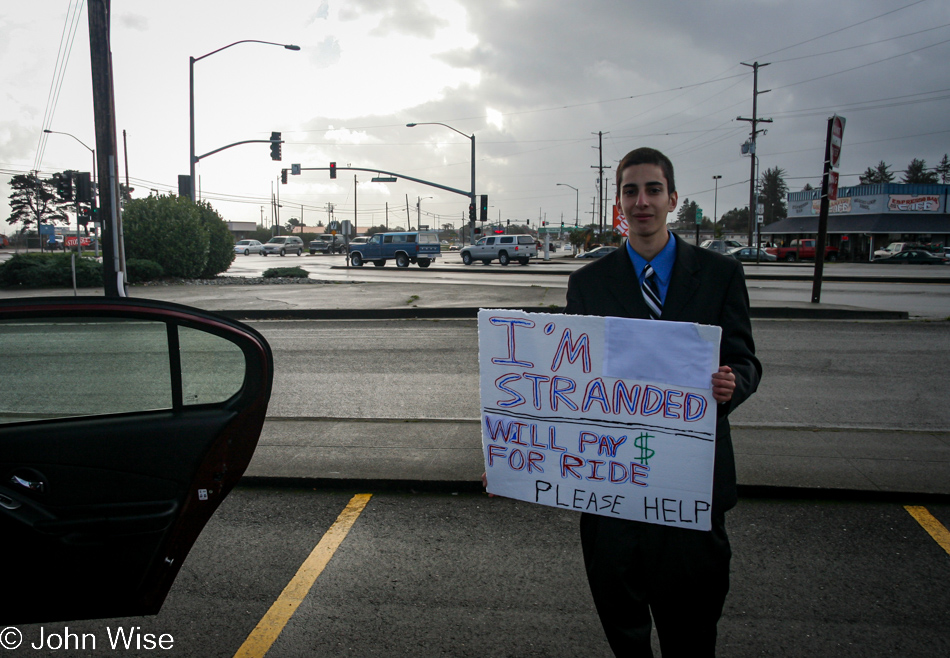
[556,183,579,228]
[44,129,96,256]
[712,175,722,237]
[406,122,475,244]
[416,196,433,231]
[190,40,299,202]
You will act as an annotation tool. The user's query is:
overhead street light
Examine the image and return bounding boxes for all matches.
[44,129,97,255]
[556,183,579,228]
[44,129,96,182]
[189,40,300,202]
[406,122,476,244]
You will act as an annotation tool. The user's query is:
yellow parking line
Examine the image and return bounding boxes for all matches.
[234,493,373,658]
[904,505,950,556]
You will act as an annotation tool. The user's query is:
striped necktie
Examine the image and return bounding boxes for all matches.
[641,263,662,320]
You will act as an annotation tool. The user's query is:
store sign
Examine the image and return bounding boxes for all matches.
[888,195,940,212]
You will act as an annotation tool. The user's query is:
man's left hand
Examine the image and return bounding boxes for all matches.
[711,366,735,403]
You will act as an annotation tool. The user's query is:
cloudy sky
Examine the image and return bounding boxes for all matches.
[2,0,949,234]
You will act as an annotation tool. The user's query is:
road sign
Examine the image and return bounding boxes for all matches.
[695,207,703,225]
[830,115,846,169]
[291,164,301,175]
[538,226,560,234]
[327,221,341,232]
[828,171,840,201]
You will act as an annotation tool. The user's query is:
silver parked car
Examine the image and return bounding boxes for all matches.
[261,235,305,256]
[700,239,744,254]
[725,246,777,262]
[234,239,264,255]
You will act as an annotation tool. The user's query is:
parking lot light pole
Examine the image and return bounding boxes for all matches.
[406,122,475,244]
[712,175,722,236]
[556,183,579,228]
[190,40,299,202]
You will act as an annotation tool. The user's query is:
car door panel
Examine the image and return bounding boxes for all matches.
[0,297,273,624]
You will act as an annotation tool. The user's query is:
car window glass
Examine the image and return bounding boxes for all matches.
[518,236,534,244]
[0,317,172,424]
[407,234,417,243]
[487,238,495,245]
[501,237,513,244]
[179,326,246,405]
[384,235,393,243]
[372,235,382,244]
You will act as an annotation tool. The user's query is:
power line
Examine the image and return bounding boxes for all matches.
[34,0,86,172]
[751,0,930,59]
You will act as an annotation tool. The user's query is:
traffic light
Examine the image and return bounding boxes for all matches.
[480,194,488,222]
[55,172,73,201]
[281,169,288,184]
[474,227,482,235]
[270,132,282,161]
[75,172,92,203]
[469,203,476,222]
[77,207,91,226]
[330,162,337,179]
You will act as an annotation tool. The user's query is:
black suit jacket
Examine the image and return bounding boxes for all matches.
[565,235,761,513]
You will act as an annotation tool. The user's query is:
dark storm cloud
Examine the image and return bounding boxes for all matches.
[339,0,448,39]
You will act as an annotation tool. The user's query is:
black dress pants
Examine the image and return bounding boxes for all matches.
[580,512,731,657]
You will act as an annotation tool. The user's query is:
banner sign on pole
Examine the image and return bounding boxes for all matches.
[830,115,846,169]
[613,205,627,237]
[479,310,721,531]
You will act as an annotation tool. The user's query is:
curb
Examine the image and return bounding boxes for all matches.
[219,306,908,321]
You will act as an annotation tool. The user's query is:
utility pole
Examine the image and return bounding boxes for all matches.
[88,0,126,296]
[737,61,772,247]
[353,175,358,235]
[591,131,611,234]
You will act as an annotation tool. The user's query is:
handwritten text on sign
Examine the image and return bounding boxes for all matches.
[479,310,721,531]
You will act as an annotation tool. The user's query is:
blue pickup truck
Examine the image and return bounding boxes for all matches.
[349,231,441,268]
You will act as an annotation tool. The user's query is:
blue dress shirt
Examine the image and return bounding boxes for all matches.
[626,231,677,305]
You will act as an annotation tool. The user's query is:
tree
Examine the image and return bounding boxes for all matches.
[936,154,950,184]
[758,166,788,225]
[7,173,69,231]
[675,198,699,226]
[902,158,939,184]
[858,161,894,185]
[285,217,302,232]
[718,207,749,233]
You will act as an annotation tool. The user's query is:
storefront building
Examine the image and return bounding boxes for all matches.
[761,183,950,261]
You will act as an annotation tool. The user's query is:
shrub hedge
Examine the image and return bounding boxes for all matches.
[0,252,103,288]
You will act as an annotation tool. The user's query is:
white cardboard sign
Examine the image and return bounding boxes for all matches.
[479,310,721,531]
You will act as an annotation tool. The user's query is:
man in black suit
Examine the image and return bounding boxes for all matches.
[566,147,761,657]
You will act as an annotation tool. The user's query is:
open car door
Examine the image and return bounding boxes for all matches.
[0,297,273,624]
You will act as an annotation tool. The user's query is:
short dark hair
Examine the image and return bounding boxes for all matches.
[616,147,676,194]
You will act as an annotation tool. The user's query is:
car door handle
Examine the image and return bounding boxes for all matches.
[10,474,45,494]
